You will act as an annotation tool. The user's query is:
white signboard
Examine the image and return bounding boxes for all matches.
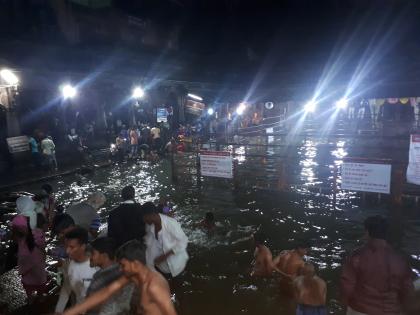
[407,134,420,185]
[341,161,391,194]
[6,136,29,154]
[200,151,233,179]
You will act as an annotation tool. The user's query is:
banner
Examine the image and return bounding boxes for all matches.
[200,151,233,179]
[341,160,391,194]
[407,134,420,185]
[156,108,168,123]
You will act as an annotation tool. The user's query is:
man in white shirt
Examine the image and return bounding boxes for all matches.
[55,227,98,313]
[150,125,162,151]
[142,204,188,278]
[41,135,58,171]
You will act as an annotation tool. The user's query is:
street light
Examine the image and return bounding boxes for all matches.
[61,84,77,99]
[304,100,317,113]
[207,108,214,115]
[132,86,145,99]
[0,69,19,86]
[187,93,203,101]
[335,98,348,110]
[236,102,247,115]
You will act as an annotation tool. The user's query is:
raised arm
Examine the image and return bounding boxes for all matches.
[62,276,130,315]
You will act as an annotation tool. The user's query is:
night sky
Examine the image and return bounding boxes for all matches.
[1,0,420,94]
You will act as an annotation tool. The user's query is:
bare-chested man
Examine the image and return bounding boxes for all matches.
[273,241,311,297]
[62,240,177,315]
[274,241,310,278]
[251,232,275,277]
[293,263,327,315]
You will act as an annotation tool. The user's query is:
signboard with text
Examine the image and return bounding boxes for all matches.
[200,151,233,179]
[341,160,391,194]
[157,108,168,123]
[407,134,420,185]
[6,136,29,154]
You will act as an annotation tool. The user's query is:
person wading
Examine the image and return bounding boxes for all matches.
[107,186,146,248]
[62,240,177,315]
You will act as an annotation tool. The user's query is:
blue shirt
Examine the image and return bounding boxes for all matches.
[29,137,39,153]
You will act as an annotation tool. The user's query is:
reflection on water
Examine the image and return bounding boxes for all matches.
[15,137,420,315]
[299,140,319,186]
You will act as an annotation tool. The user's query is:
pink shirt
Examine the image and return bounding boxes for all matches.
[17,229,47,286]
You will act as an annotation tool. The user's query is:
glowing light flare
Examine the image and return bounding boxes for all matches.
[187,93,203,101]
[236,103,247,115]
[207,108,214,115]
[304,100,317,113]
[61,84,77,99]
[0,69,19,85]
[132,87,145,99]
[336,98,349,109]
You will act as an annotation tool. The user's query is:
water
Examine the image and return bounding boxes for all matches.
[5,136,420,314]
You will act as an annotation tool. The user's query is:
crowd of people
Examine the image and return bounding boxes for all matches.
[4,180,420,315]
[250,216,418,315]
[6,184,189,315]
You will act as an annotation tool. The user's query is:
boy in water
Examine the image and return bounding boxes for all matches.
[251,232,276,277]
[62,240,177,315]
[293,263,327,315]
[196,212,216,232]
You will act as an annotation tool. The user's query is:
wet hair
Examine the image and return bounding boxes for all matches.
[205,212,214,222]
[65,227,88,245]
[142,202,158,216]
[364,215,388,240]
[41,183,53,194]
[52,214,75,235]
[121,186,135,201]
[116,240,146,264]
[253,232,267,244]
[90,237,117,260]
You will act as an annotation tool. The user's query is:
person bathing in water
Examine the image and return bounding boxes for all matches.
[273,241,311,296]
[293,262,327,315]
[274,241,311,278]
[251,232,280,277]
[62,240,177,315]
[196,212,216,232]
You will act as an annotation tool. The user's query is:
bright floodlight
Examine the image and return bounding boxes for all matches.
[188,93,203,101]
[61,84,77,99]
[236,103,247,115]
[304,100,317,113]
[0,69,19,85]
[132,87,145,99]
[207,108,214,115]
[336,98,348,109]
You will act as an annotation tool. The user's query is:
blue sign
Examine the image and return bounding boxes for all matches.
[157,108,168,123]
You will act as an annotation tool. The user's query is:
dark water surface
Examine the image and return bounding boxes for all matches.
[7,136,420,315]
